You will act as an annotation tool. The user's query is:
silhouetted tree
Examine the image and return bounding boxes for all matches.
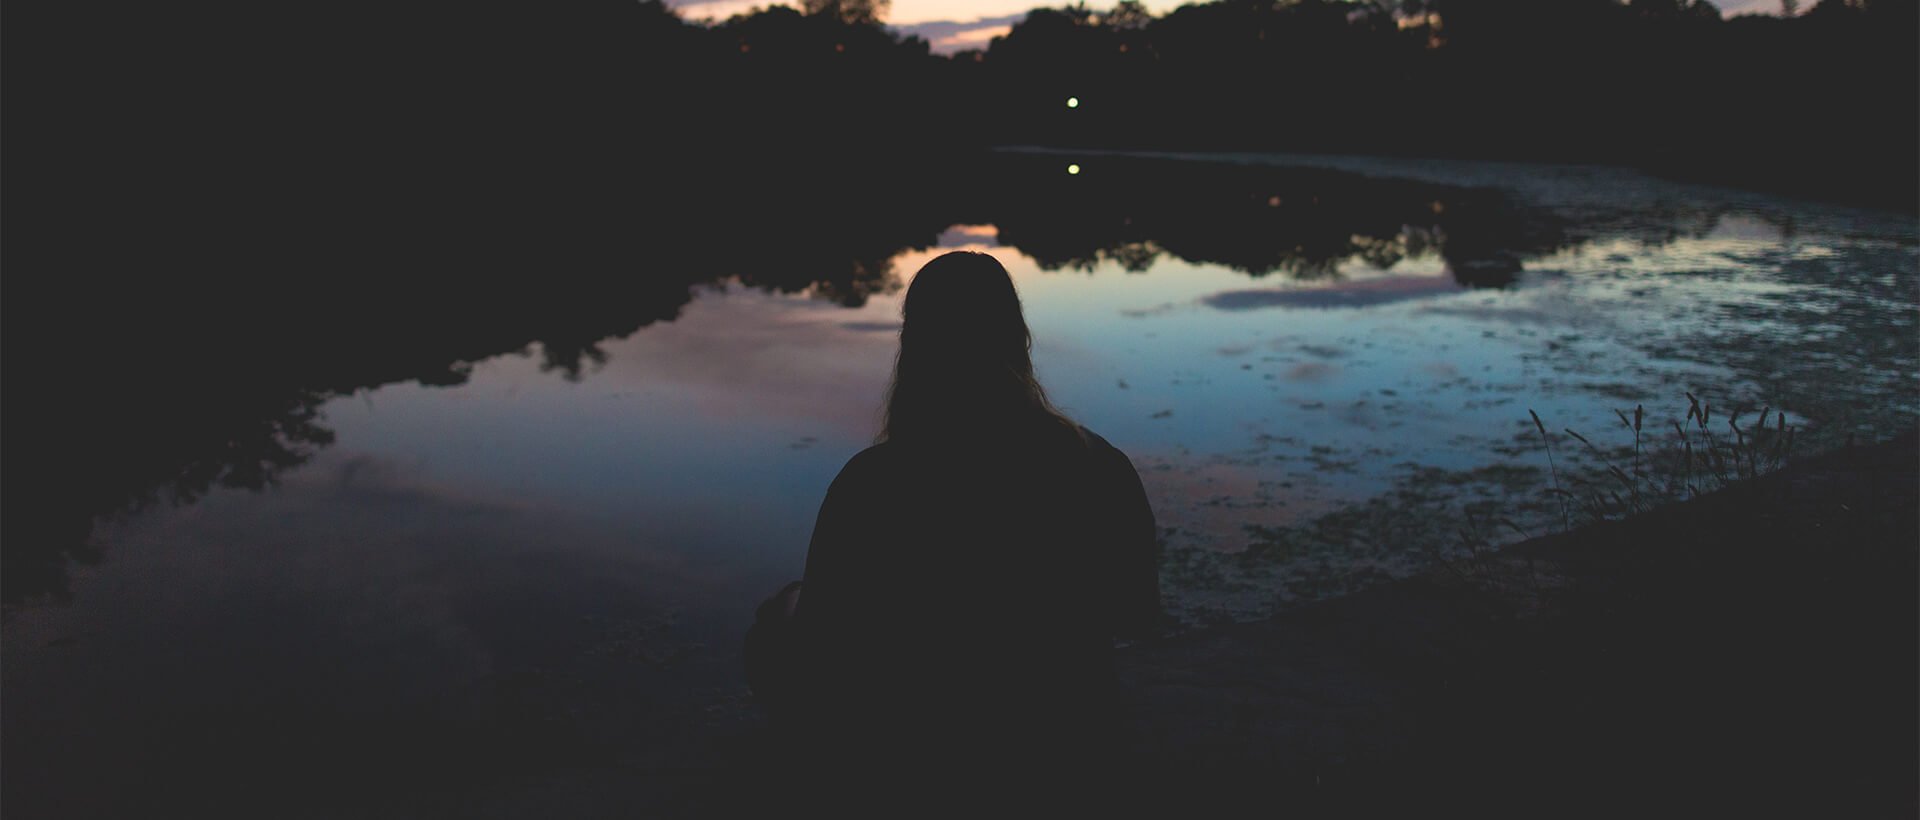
[1106,0,1155,28]
[804,0,891,24]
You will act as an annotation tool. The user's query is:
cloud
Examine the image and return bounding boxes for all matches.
[1203,275,1462,312]
[839,320,902,332]
[892,14,1025,54]
[666,0,789,22]
[1719,0,1794,16]
[934,223,1001,247]
[661,0,1026,48]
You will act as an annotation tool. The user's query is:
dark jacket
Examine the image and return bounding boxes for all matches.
[787,421,1160,773]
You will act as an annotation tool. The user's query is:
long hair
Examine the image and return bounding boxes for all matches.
[879,251,1078,444]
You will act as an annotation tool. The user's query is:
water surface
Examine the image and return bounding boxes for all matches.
[6,152,1914,815]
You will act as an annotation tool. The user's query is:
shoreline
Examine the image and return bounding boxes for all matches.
[1111,428,1917,814]
[997,144,1918,216]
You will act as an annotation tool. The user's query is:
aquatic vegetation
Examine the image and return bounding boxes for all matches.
[1527,393,1799,528]
[1158,459,1554,625]
[1414,393,1807,601]
[1157,390,1825,629]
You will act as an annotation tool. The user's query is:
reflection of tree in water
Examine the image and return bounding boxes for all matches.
[730,248,913,309]
[803,256,903,308]
[975,155,1568,287]
[0,154,1648,610]
[2,158,950,608]
[5,388,337,610]
[1556,202,1808,253]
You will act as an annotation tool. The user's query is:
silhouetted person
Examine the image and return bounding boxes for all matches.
[744,250,1160,807]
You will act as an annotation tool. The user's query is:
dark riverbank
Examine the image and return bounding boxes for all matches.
[1111,428,1918,817]
[643,430,1916,817]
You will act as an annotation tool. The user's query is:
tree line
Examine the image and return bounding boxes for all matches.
[565,0,1915,207]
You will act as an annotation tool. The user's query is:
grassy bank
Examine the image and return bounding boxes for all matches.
[1113,428,1917,816]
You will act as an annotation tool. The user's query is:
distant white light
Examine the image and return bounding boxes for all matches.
[1067,164,1081,175]
[1066,96,1080,109]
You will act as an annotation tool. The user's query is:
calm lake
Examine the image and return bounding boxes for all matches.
[5,151,1915,815]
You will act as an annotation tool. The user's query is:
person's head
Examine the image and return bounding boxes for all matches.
[880,251,1076,443]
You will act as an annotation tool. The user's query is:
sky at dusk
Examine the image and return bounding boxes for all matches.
[666,0,1794,54]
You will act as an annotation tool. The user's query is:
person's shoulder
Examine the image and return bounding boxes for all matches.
[1076,426,1118,453]
[832,441,898,484]
[818,442,898,505]
[1073,426,1137,470]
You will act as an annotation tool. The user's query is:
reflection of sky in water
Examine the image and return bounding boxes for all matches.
[6,164,1916,809]
[48,205,1920,631]
[75,202,1909,626]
